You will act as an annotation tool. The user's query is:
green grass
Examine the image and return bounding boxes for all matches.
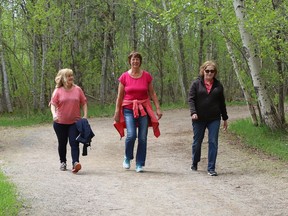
[0,102,190,127]
[229,118,288,161]
[0,172,21,216]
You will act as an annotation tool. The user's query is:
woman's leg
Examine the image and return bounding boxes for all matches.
[207,119,221,172]
[68,123,80,165]
[53,122,69,163]
[123,109,137,160]
[192,121,206,166]
[136,114,148,167]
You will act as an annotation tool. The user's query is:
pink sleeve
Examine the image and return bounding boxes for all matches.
[118,72,128,86]
[145,71,153,83]
[50,88,59,106]
[79,87,87,106]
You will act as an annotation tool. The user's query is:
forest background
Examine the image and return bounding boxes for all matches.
[0,0,287,131]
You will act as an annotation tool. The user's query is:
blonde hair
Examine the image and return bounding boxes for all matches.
[199,60,218,77]
[55,68,73,88]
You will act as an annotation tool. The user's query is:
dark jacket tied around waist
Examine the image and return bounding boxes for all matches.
[76,118,95,156]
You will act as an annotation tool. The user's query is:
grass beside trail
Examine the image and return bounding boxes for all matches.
[0,102,187,127]
[229,118,288,161]
[0,172,21,216]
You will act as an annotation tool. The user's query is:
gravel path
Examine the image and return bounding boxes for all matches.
[1,106,287,216]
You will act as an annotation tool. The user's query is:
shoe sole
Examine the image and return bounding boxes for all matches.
[208,172,218,176]
[72,163,82,173]
[136,167,144,173]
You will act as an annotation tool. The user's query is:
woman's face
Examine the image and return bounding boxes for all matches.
[130,57,141,69]
[65,73,74,86]
[203,65,215,81]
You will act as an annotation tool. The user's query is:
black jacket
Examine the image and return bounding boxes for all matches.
[76,118,95,156]
[188,77,228,121]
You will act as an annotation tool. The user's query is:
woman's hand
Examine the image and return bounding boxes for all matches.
[53,115,58,121]
[156,108,163,120]
[223,120,228,131]
[114,111,120,122]
[191,114,198,120]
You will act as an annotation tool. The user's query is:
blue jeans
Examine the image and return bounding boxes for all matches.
[53,122,80,165]
[123,108,148,166]
[192,119,221,171]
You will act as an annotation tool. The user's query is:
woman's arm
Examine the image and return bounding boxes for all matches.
[114,83,125,122]
[50,104,58,121]
[82,103,88,119]
[148,82,162,120]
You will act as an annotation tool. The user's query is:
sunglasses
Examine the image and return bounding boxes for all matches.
[205,69,215,74]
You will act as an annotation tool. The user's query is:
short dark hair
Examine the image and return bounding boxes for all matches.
[128,51,142,66]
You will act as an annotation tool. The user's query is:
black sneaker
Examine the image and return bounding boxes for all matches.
[191,163,197,171]
[208,170,218,176]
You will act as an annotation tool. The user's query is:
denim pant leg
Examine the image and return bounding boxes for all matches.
[53,122,69,163]
[207,119,221,171]
[136,114,148,166]
[68,123,80,165]
[124,109,137,160]
[192,121,206,164]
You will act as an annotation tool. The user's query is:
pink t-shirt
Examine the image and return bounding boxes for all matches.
[119,71,153,109]
[50,85,87,124]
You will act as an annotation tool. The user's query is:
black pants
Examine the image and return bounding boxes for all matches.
[53,122,80,165]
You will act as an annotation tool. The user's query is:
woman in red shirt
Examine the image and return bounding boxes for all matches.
[50,68,87,173]
[114,51,162,172]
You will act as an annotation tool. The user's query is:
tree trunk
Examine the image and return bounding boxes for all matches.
[131,0,137,51]
[32,33,38,110]
[224,35,258,125]
[272,0,286,124]
[100,31,108,105]
[175,15,188,95]
[233,0,283,130]
[0,48,13,113]
[0,6,13,113]
[198,23,204,69]
[162,0,186,103]
[216,7,258,125]
[40,34,47,110]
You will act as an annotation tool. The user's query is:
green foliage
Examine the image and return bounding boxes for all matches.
[0,172,21,216]
[0,0,287,127]
[0,109,52,127]
[230,118,288,161]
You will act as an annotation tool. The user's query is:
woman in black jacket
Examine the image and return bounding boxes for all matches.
[188,60,228,176]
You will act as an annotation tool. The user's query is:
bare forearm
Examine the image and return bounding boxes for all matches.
[82,103,88,118]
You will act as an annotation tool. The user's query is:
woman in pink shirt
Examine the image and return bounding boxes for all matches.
[114,51,162,172]
[50,68,87,173]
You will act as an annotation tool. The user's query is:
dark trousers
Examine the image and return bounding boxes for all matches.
[53,122,80,165]
[192,119,220,171]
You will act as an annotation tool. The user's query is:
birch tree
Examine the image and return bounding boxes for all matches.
[162,0,186,103]
[233,0,282,130]
[0,6,13,113]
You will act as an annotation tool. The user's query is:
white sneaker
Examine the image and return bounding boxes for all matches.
[60,162,67,171]
[136,165,143,173]
[123,157,130,169]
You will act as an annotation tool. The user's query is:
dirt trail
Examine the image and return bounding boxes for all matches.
[1,106,287,216]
